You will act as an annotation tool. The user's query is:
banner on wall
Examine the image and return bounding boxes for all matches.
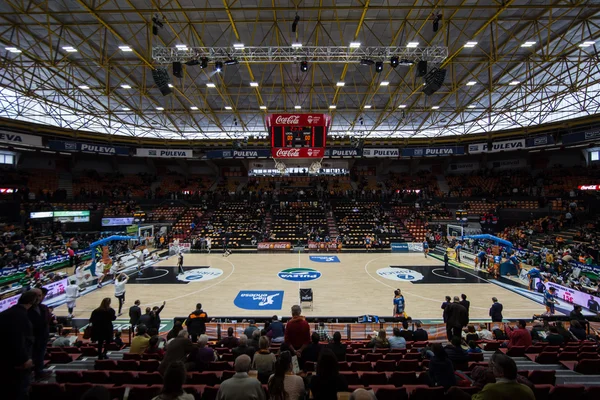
[362,148,399,158]
[206,149,271,159]
[402,146,464,157]
[486,158,526,170]
[0,278,68,312]
[526,135,555,148]
[307,241,341,251]
[0,131,43,147]
[136,148,193,158]
[325,148,361,158]
[469,139,526,154]
[562,128,600,145]
[48,140,130,155]
[449,162,480,172]
[257,242,291,251]
[545,281,600,311]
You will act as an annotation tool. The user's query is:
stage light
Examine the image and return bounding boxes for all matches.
[375,61,383,73]
[215,61,223,72]
[300,61,308,71]
[360,59,374,66]
[390,56,399,68]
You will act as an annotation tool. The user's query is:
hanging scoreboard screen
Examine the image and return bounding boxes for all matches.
[267,114,330,158]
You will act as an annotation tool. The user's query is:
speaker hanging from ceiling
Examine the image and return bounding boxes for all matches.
[173,62,184,78]
[416,60,428,77]
[422,67,446,96]
[152,67,172,96]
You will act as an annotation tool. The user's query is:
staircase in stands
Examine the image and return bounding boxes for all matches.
[327,211,339,238]
[58,172,73,199]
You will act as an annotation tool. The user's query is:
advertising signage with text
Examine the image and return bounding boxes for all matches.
[271,148,324,159]
[257,242,291,251]
[469,139,526,154]
[206,149,271,159]
[136,148,193,158]
[402,146,465,157]
[0,131,43,147]
[325,148,361,157]
[48,140,130,155]
[267,114,330,127]
[562,128,600,145]
[362,148,400,158]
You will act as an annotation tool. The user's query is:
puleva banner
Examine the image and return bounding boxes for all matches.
[136,148,193,158]
[0,131,42,147]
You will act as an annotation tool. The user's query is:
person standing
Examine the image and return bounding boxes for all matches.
[28,287,50,380]
[444,251,450,273]
[455,242,462,263]
[393,289,406,318]
[184,303,208,343]
[441,296,451,323]
[268,351,305,400]
[445,296,468,341]
[177,252,184,275]
[65,279,80,318]
[543,287,559,316]
[75,263,86,290]
[423,240,429,258]
[489,297,503,322]
[129,300,142,329]
[206,237,212,254]
[89,298,116,359]
[114,273,129,316]
[216,355,265,400]
[459,294,470,323]
[0,290,37,400]
[284,305,311,360]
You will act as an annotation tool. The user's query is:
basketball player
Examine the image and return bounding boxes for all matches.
[65,279,79,318]
[136,251,145,276]
[423,240,429,258]
[206,236,212,254]
[222,237,231,257]
[544,286,559,315]
[177,252,185,275]
[96,259,112,288]
[75,264,86,291]
[365,235,372,252]
[393,289,406,318]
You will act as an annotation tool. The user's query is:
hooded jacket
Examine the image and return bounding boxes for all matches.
[185,309,208,335]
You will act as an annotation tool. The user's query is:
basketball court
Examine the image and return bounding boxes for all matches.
[55,253,546,320]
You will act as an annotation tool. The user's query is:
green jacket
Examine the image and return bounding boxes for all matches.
[473,381,535,400]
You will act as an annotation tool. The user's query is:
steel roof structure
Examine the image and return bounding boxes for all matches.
[0,0,599,140]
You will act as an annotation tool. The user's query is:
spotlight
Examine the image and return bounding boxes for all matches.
[224,58,239,65]
[360,59,375,66]
[215,61,223,72]
[152,16,163,36]
[200,57,208,69]
[390,56,399,68]
[300,61,308,72]
[432,13,442,33]
[292,15,300,33]
[375,61,383,73]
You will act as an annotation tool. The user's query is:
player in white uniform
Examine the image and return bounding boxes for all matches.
[206,237,212,254]
[65,279,80,318]
[75,264,85,290]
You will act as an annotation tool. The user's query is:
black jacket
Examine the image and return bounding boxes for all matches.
[413,328,429,341]
[129,305,141,325]
[184,309,208,335]
[0,305,34,369]
[28,304,50,343]
[446,302,468,328]
[459,300,470,317]
[89,307,116,342]
[489,302,503,322]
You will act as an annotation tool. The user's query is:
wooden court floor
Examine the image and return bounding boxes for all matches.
[56,253,546,320]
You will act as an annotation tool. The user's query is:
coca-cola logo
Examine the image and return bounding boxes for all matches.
[579,185,599,190]
[275,148,301,157]
[274,115,301,125]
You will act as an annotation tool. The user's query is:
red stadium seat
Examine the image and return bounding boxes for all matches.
[30,383,64,400]
[558,352,578,361]
[574,359,600,375]
[535,352,559,364]
[208,361,230,371]
[128,385,162,400]
[374,360,396,372]
[468,352,484,362]
[49,352,73,364]
[201,385,220,400]
[116,360,139,371]
[397,359,419,372]
[525,345,544,354]
[139,359,160,372]
[188,372,219,386]
[81,347,99,357]
[109,371,138,385]
[409,386,445,400]
[64,383,94,400]
[339,372,362,386]
[506,346,526,357]
[221,370,236,381]
[403,353,421,360]
[365,353,384,362]
[123,353,142,361]
[55,370,83,384]
[384,353,404,361]
[389,371,418,387]
[94,359,116,370]
[137,371,164,385]
[361,372,388,386]
[549,384,586,400]
[82,370,110,384]
[351,361,373,371]
[528,370,556,385]
[533,384,554,400]
[584,386,600,400]
[338,362,351,371]
[221,353,235,362]
[578,352,599,361]
[346,354,363,362]
[373,386,408,400]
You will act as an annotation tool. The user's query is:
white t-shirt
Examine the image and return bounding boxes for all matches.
[206,238,212,247]
[76,267,84,280]
[65,284,79,301]
[110,263,120,275]
[114,280,127,296]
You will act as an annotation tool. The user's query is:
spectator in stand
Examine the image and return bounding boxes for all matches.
[130,324,151,354]
[113,331,124,348]
[315,321,331,341]
[151,302,166,331]
[505,320,532,349]
[52,330,72,347]
[184,303,207,343]
[569,320,586,341]
[284,305,310,360]
[248,329,261,350]
[413,321,429,341]
[301,332,322,365]
[153,361,194,400]
[219,327,239,349]
[472,353,534,400]
[139,307,154,328]
[545,326,564,346]
[465,325,479,343]
[309,348,348,400]
[327,332,347,361]
[367,329,390,349]
[159,330,194,375]
[145,336,165,358]
[89,298,116,360]
[0,290,36,400]
[445,336,469,366]
[489,297,503,322]
[268,351,305,400]
[556,321,574,343]
[189,334,217,372]
[244,320,259,338]
[29,287,50,380]
[467,341,482,354]
[216,354,265,400]
[252,337,276,380]
[428,343,456,389]
[388,328,407,350]
[477,325,493,341]
[399,320,414,341]
[267,315,285,343]
[530,321,546,342]
[233,334,256,361]
[167,321,184,342]
[569,305,587,325]
[446,296,468,341]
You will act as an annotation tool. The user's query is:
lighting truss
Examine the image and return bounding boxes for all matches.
[152,46,448,64]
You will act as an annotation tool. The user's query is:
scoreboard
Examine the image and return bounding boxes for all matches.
[267,114,329,158]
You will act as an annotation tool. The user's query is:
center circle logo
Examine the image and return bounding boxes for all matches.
[177,268,223,283]
[376,267,424,282]
[278,267,322,282]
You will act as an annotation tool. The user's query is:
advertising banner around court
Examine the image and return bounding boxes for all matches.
[325,148,362,158]
[168,242,191,255]
[544,281,600,312]
[136,148,193,158]
[102,217,135,226]
[0,131,43,147]
[48,140,130,155]
[0,278,68,312]
[362,148,400,158]
[448,162,479,172]
[402,146,465,157]
[257,242,291,251]
[206,149,271,159]
[307,241,340,251]
[469,139,526,154]
[391,243,408,253]
[562,128,600,145]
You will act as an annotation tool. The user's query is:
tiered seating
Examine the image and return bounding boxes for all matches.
[172,207,204,239]
[270,205,328,242]
[103,201,138,217]
[147,206,185,222]
[198,202,263,248]
[27,169,59,195]
[387,172,441,197]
